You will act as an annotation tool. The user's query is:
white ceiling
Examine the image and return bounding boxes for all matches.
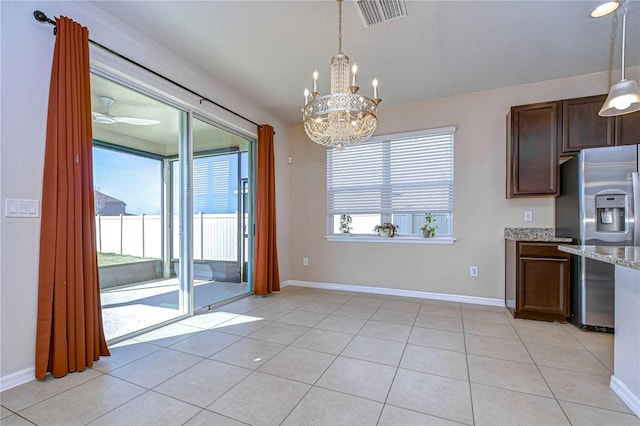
[89,0,640,125]
[91,73,250,153]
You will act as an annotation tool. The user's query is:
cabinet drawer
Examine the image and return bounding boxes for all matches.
[518,242,564,258]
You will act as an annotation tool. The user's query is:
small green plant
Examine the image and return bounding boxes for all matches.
[339,214,352,234]
[374,222,399,237]
[421,213,437,237]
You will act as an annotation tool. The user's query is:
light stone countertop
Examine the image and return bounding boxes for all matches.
[557,245,640,271]
[504,228,573,242]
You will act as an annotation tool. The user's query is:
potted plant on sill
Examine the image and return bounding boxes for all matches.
[339,214,352,236]
[421,213,437,238]
[374,222,398,238]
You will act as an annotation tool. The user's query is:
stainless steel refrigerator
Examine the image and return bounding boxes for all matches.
[555,145,639,331]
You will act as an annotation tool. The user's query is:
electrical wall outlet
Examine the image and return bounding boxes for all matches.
[524,211,533,222]
[470,266,478,277]
[303,257,309,266]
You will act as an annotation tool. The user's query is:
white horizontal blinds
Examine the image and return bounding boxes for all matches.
[327,127,454,215]
[327,142,385,214]
[388,132,453,213]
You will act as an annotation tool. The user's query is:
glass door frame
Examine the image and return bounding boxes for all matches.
[91,66,257,345]
[188,112,256,299]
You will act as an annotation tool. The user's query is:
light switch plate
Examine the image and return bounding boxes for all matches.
[5,199,40,218]
[524,211,533,222]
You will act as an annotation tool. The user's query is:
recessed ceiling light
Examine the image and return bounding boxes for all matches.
[590,1,620,18]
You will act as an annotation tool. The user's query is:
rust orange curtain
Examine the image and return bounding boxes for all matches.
[35,16,109,380]
[254,124,280,296]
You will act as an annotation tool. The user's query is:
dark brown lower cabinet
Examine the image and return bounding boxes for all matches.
[505,240,570,321]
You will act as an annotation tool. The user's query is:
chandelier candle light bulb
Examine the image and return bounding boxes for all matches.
[301,0,381,150]
[352,64,358,87]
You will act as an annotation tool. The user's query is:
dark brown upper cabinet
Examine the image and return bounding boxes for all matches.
[507,102,559,198]
[615,111,640,146]
[507,94,639,198]
[561,95,614,155]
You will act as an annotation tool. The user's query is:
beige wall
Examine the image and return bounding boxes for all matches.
[288,68,637,299]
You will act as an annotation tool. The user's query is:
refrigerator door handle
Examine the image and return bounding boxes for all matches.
[633,172,640,245]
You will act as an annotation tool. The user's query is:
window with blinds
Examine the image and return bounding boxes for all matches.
[327,127,455,237]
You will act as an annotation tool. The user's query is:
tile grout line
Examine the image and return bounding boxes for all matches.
[510,318,574,425]
[373,303,417,425]
[268,290,368,425]
[460,304,477,426]
[199,293,314,425]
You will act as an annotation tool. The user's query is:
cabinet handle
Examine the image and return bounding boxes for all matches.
[519,257,567,262]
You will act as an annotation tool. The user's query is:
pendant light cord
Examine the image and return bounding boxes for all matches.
[620,4,627,80]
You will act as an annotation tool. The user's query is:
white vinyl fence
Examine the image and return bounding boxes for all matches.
[96,213,238,261]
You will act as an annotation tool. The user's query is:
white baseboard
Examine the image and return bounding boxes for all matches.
[281,280,504,307]
[0,366,35,392]
[611,375,640,418]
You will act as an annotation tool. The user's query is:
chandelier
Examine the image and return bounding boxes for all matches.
[302,0,381,151]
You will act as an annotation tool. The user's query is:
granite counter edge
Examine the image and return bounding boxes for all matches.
[558,245,640,271]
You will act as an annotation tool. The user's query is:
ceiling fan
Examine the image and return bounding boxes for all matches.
[92,96,160,126]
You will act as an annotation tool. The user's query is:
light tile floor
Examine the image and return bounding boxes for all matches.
[102,279,250,341]
[2,285,640,425]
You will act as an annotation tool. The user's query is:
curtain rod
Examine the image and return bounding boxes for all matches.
[33,10,264,131]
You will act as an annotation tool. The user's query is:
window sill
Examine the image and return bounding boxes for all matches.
[325,235,456,244]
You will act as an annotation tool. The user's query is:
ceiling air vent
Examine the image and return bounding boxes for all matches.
[355,0,407,27]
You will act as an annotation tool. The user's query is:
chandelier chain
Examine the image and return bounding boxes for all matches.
[338,0,342,52]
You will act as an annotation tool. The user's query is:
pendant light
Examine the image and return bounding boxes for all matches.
[596,1,640,116]
[590,1,620,17]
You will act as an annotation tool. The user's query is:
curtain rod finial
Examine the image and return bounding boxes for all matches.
[33,10,57,34]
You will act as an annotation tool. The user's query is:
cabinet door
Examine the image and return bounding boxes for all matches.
[615,111,640,146]
[508,102,559,197]
[518,255,570,317]
[561,95,614,155]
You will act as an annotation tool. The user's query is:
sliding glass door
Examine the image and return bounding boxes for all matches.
[91,72,254,342]
[173,117,253,310]
[91,72,190,341]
